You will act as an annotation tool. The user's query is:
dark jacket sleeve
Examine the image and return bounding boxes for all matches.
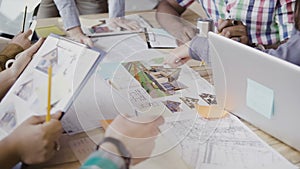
[0,43,24,71]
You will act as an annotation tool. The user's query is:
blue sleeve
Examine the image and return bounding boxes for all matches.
[264,28,300,66]
[189,36,210,63]
[109,0,125,18]
[54,0,81,30]
[80,149,125,169]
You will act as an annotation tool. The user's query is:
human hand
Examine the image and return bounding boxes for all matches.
[218,19,249,45]
[102,115,164,165]
[9,38,44,79]
[6,112,63,165]
[164,43,191,68]
[174,25,196,45]
[108,17,141,31]
[10,30,32,50]
[67,26,93,47]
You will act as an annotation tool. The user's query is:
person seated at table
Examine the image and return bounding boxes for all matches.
[156,0,295,48]
[0,30,32,72]
[164,0,300,67]
[0,37,44,100]
[37,0,141,47]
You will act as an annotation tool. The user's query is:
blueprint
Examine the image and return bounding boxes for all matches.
[160,114,297,169]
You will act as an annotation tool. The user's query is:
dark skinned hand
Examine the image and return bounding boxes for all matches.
[218,19,249,45]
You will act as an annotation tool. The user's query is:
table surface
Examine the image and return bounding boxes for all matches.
[26,8,300,169]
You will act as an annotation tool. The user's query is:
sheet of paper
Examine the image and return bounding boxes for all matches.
[35,25,66,38]
[146,28,178,48]
[81,14,152,37]
[246,78,274,119]
[69,137,97,164]
[68,129,104,164]
[159,113,296,169]
[95,34,148,62]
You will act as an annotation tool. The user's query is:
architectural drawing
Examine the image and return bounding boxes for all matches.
[160,114,296,169]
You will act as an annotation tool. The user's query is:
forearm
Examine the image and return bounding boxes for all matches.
[0,69,17,100]
[156,0,186,35]
[53,0,80,30]
[109,0,125,18]
[0,136,20,169]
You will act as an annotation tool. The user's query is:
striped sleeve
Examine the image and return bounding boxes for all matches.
[176,0,195,8]
[276,0,295,41]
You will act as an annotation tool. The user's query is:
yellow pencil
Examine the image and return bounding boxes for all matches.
[46,65,52,122]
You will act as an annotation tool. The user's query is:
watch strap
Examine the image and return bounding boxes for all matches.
[97,137,131,169]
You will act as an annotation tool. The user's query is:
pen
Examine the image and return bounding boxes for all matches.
[21,6,27,33]
[46,65,52,122]
[175,58,182,64]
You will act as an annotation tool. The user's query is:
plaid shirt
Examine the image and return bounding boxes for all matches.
[177,0,295,45]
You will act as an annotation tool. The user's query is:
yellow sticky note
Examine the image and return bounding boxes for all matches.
[195,104,228,119]
[36,25,66,38]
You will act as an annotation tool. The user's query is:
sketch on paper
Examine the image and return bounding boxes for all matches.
[199,93,217,105]
[180,97,199,109]
[0,104,17,133]
[162,100,182,113]
[160,114,295,169]
[14,79,34,101]
[122,59,187,98]
[35,48,59,75]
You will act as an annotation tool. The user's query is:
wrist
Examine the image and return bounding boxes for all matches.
[6,68,18,84]
[0,135,21,168]
[67,26,84,36]
[97,137,131,168]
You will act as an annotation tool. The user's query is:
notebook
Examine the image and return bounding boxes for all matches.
[0,34,105,138]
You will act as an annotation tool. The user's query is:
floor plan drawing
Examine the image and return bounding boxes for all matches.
[160,114,297,169]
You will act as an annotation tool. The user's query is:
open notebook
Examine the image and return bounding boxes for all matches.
[0,34,105,139]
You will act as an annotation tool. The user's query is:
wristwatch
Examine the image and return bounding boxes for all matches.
[97,137,131,169]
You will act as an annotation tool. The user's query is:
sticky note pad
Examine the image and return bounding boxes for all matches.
[246,79,274,119]
[195,104,228,119]
[36,25,66,38]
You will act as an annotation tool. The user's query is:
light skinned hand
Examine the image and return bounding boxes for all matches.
[9,38,44,79]
[5,112,63,165]
[217,19,249,44]
[102,115,165,165]
[10,30,32,50]
[67,26,93,47]
[108,17,141,31]
[164,43,191,68]
[175,25,196,46]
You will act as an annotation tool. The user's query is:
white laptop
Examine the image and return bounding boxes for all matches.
[209,32,300,151]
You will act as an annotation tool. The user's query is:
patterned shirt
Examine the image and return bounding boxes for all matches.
[176,0,295,45]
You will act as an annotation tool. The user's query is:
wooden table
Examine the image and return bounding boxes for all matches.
[28,9,300,169]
